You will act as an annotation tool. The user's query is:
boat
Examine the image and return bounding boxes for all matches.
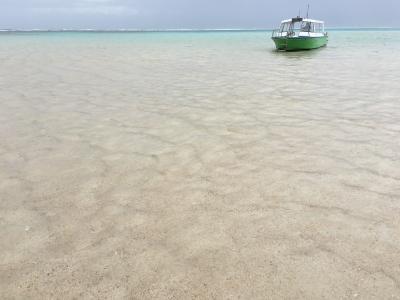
[271,17,328,51]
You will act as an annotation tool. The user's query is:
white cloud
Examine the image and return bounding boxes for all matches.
[46,7,137,16]
[31,0,139,16]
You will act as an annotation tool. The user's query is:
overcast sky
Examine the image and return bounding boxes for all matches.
[1,0,399,30]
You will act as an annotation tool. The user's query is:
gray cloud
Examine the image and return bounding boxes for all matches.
[1,0,399,29]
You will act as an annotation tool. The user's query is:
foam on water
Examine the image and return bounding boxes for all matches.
[1,31,400,298]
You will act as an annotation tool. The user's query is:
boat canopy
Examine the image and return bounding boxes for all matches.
[271,15,329,50]
[281,18,324,24]
[273,17,326,38]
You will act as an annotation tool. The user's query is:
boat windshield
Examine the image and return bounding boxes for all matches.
[280,22,291,32]
[301,22,312,32]
[291,21,302,33]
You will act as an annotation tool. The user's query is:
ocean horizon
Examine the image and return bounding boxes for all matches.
[1,27,400,32]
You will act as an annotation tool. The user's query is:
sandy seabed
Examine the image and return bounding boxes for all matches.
[1,32,400,299]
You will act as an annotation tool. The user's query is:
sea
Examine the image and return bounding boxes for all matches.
[1,30,400,299]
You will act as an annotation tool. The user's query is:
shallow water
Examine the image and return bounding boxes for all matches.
[1,30,400,299]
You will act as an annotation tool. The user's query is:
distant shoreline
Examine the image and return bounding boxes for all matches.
[1,27,399,33]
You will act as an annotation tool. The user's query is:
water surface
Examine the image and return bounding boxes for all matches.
[1,30,400,299]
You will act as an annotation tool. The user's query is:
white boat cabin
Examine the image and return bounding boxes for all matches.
[273,17,325,38]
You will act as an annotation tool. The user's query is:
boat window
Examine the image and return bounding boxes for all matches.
[301,22,312,32]
[313,23,322,32]
[280,22,290,32]
[291,21,302,32]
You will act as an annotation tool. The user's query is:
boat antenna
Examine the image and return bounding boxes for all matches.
[306,4,310,18]
[298,8,301,18]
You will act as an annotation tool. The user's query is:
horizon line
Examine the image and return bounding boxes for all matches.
[1,26,399,33]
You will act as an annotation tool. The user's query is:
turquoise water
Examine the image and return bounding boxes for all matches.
[2,29,400,44]
[1,30,400,298]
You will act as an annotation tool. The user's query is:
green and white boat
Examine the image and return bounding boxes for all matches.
[272,17,328,51]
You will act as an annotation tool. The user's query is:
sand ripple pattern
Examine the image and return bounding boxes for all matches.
[1,31,400,299]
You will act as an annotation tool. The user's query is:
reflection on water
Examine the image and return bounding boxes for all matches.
[271,48,324,59]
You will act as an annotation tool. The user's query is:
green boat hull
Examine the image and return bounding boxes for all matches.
[272,36,328,51]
